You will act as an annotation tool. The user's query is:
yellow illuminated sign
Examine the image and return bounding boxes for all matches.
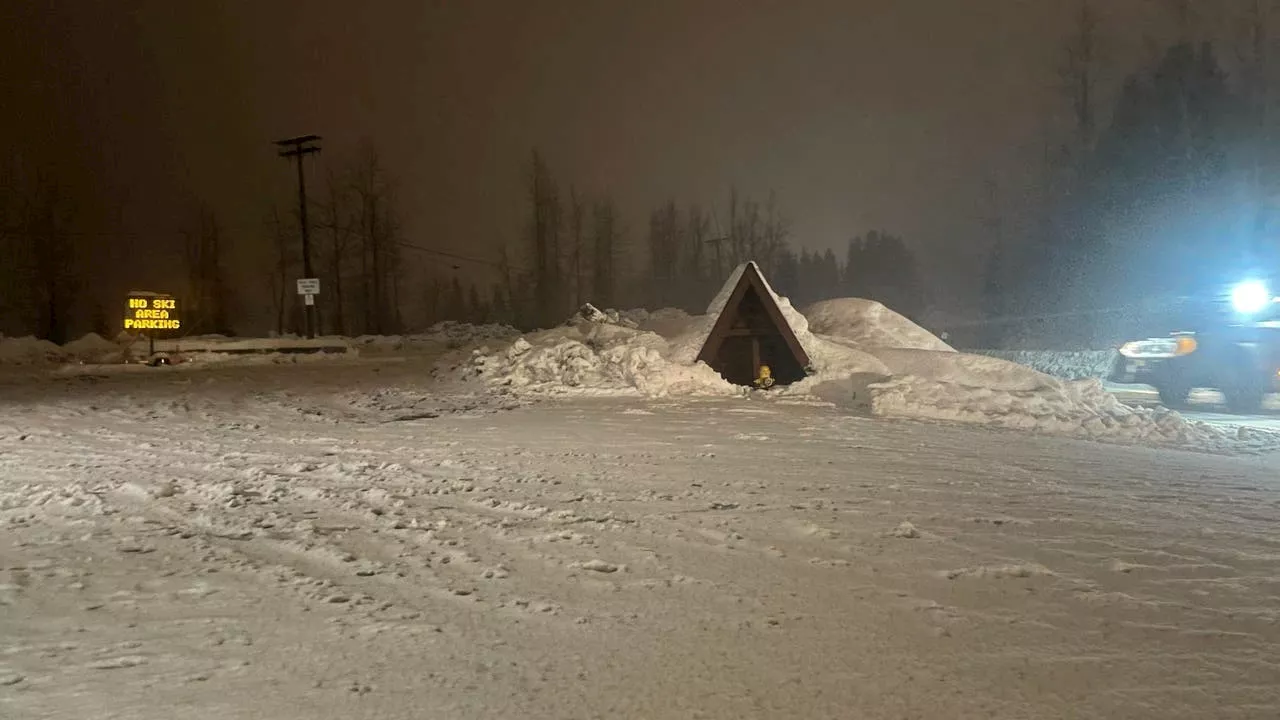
[124,294,181,332]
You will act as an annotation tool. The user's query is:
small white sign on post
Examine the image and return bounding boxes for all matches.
[304,294,316,306]
[296,278,321,296]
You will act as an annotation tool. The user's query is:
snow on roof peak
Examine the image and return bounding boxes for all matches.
[669,261,825,366]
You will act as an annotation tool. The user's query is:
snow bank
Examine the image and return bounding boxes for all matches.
[834,349,1276,451]
[968,349,1119,381]
[0,336,66,365]
[804,298,954,352]
[443,273,1277,452]
[62,333,128,364]
[867,372,1273,450]
[623,308,698,340]
[867,349,1060,393]
[454,314,739,398]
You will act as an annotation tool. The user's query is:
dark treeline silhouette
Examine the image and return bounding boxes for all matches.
[0,171,77,344]
[497,150,625,330]
[500,152,926,331]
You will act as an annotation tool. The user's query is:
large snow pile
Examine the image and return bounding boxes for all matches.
[447,265,1278,451]
[454,311,740,398]
[0,335,66,365]
[622,307,699,339]
[859,350,1258,448]
[62,332,129,364]
[969,349,1119,381]
[804,298,954,352]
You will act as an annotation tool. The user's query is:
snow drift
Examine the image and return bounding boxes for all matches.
[454,314,739,398]
[0,333,137,365]
[969,349,1119,381]
[0,336,68,365]
[805,298,954,352]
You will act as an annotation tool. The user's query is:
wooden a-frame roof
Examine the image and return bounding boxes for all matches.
[695,262,811,369]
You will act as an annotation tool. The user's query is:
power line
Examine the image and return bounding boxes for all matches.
[4,225,527,273]
[395,239,530,273]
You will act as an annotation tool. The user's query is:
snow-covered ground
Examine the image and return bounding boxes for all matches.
[2,358,1279,719]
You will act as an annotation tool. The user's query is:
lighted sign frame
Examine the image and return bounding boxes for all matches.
[124,293,181,333]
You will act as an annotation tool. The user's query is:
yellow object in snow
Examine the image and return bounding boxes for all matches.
[754,364,775,389]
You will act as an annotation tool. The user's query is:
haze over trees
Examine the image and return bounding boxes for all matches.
[5,2,1279,346]
[502,154,926,330]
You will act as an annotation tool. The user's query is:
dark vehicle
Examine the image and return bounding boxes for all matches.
[1108,281,1280,412]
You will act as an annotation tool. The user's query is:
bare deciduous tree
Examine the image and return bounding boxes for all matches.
[18,176,77,343]
[348,146,403,335]
[528,150,563,328]
[647,200,681,307]
[317,170,357,336]
[182,206,231,335]
[1061,1,1100,156]
[568,187,585,309]
[591,197,619,309]
[265,208,298,336]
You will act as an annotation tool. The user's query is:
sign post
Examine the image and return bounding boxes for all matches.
[124,292,181,358]
[296,278,320,334]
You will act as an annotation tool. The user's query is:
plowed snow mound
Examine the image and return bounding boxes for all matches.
[804,298,953,352]
[453,320,739,398]
[625,308,698,340]
[62,333,128,364]
[0,336,66,365]
[972,349,1119,381]
[868,349,1056,392]
[445,290,1280,452]
[851,350,1278,452]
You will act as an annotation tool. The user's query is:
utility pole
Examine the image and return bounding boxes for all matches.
[275,134,322,338]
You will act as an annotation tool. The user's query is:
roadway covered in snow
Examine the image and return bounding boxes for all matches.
[1103,382,1280,432]
[2,359,1280,719]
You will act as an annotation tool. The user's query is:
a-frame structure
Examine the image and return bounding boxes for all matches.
[696,262,811,387]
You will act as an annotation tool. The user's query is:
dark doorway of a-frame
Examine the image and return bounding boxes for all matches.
[698,273,809,387]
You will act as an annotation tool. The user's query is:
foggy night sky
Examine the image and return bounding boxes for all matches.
[2,1,1199,324]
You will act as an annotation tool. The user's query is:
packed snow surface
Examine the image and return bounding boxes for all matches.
[1,361,1279,719]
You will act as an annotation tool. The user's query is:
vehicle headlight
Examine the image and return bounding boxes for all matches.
[1231,280,1271,314]
[1118,341,1145,358]
[1118,336,1195,358]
